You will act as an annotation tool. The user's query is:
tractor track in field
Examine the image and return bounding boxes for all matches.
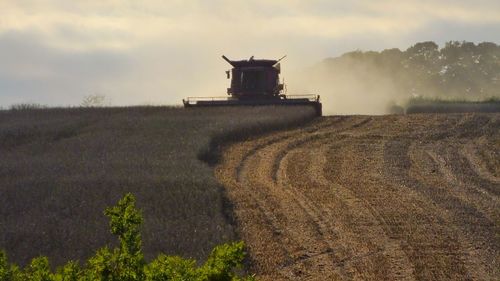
[215,113,499,280]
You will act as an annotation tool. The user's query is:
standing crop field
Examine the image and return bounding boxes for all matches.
[0,105,316,266]
[217,113,499,280]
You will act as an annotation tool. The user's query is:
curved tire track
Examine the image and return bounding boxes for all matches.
[216,113,499,280]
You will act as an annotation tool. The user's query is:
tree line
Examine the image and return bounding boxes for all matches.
[322,41,499,100]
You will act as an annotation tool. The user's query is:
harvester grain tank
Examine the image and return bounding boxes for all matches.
[182,55,322,116]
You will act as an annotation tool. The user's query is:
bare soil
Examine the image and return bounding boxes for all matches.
[216,113,499,280]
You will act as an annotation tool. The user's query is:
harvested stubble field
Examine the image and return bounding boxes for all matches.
[216,113,499,280]
[0,105,316,267]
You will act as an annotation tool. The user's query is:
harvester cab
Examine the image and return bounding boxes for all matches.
[183,55,322,116]
[223,55,285,99]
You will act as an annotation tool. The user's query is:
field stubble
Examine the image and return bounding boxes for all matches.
[0,105,316,266]
[216,113,499,280]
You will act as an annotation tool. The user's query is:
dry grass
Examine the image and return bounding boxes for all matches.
[0,105,316,267]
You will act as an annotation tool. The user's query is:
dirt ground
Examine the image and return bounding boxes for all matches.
[216,113,499,280]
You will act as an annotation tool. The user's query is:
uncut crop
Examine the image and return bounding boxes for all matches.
[405,97,500,113]
[0,105,316,267]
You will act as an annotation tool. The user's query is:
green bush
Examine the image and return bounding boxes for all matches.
[0,194,253,281]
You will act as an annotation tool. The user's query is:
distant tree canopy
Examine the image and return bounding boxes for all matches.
[321,41,500,100]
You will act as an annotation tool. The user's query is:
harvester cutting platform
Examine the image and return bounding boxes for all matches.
[183,55,322,116]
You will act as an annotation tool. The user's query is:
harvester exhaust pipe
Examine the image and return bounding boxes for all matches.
[222,55,234,66]
[274,55,287,66]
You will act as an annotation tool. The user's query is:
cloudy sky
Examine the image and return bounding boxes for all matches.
[1,0,499,107]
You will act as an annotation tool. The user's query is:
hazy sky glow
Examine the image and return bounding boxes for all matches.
[1,0,499,107]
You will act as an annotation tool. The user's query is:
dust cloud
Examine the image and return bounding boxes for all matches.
[287,59,402,115]
[285,41,500,115]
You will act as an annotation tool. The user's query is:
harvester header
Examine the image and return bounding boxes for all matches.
[183,55,322,116]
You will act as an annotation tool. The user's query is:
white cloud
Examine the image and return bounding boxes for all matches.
[2,0,498,51]
[0,0,499,107]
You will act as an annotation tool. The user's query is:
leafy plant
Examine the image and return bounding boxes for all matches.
[0,194,253,281]
[0,251,13,281]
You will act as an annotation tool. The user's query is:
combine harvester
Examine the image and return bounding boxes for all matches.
[183,55,322,116]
